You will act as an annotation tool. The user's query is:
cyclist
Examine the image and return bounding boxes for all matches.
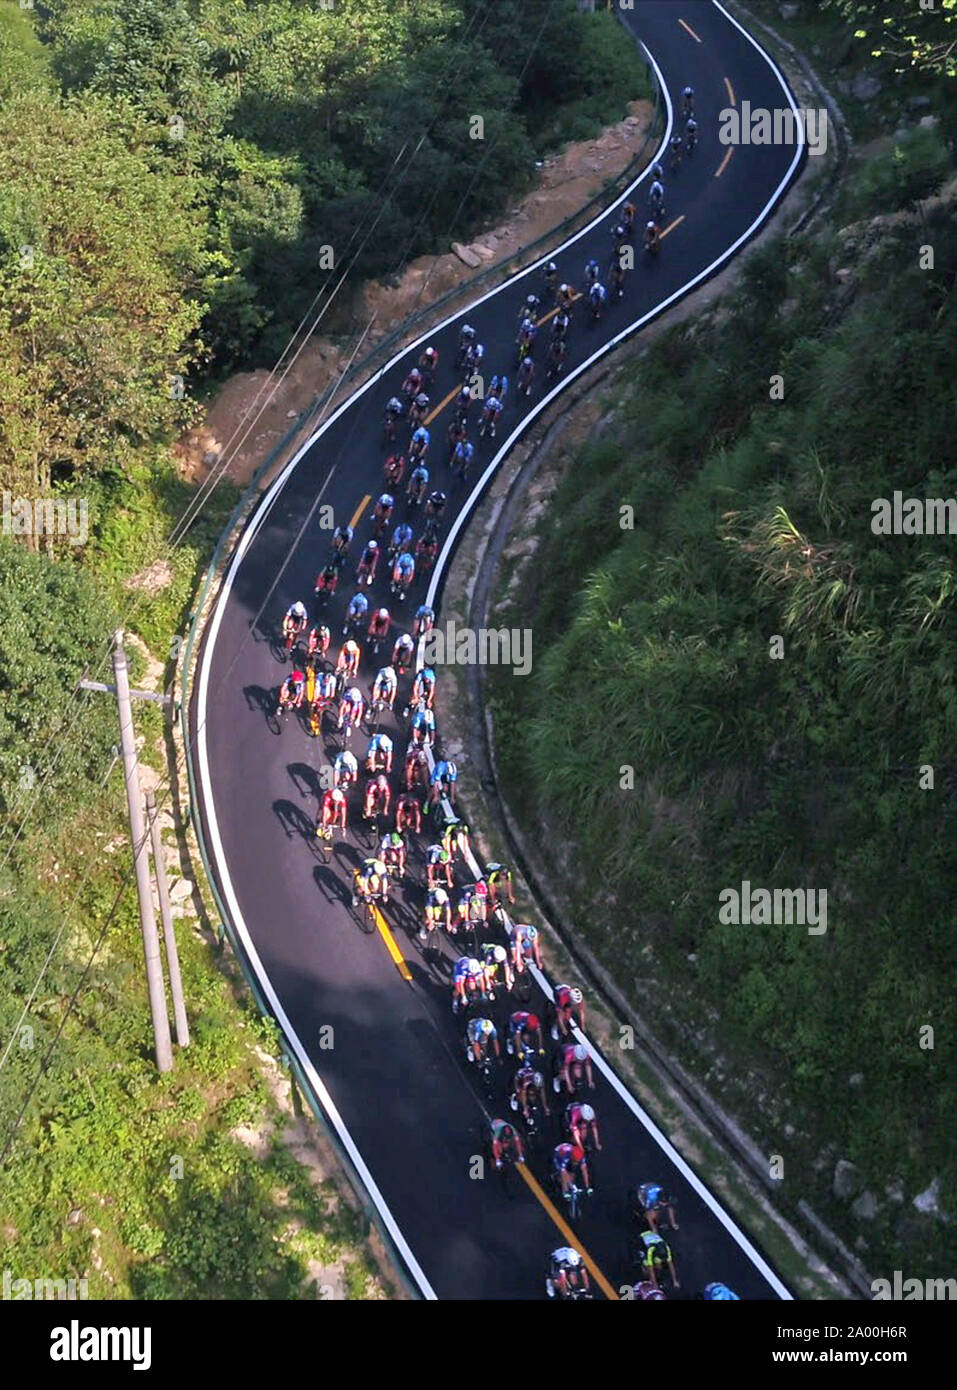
[356,538,380,586]
[556,1041,595,1095]
[354,856,389,906]
[426,843,454,891]
[644,220,661,255]
[441,818,470,865]
[552,1142,592,1200]
[279,668,305,711]
[635,1182,679,1233]
[508,920,543,975]
[610,221,628,253]
[384,452,406,489]
[419,345,439,382]
[395,791,422,836]
[408,390,430,428]
[455,881,489,936]
[633,1281,666,1301]
[407,462,429,505]
[337,685,365,735]
[283,600,308,647]
[409,424,430,462]
[490,1118,525,1170]
[314,560,339,601]
[543,261,559,298]
[621,200,637,236]
[421,885,452,941]
[373,493,394,537]
[552,309,571,341]
[404,745,429,793]
[331,524,354,562]
[547,1248,590,1300]
[451,436,475,477]
[506,1010,545,1063]
[488,372,509,405]
[516,317,536,359]
[465,340,485,373]
[651,160,665,182]
[649,176,665,217]
[566,1101,601,1153]
[425,490,447,522]
[363,772,391,822]
[379,830,406,879]
[453,384,473,427]
[481,941,512,998]
[391,550,415,599]
[486,863,515,910]
[686,116,698,152]
[467,1016,500,1066]
[610,256,627,301]
[367,606,391,646]
[637,1230,679,1291]
[333,748,359,790]
[413,603,436,638]
[452,954,488,1010]
[669,132,683,170]
[411,665,436,710]
[516,354,534,398]
[584,257,601,289]
[588,280,607,320]
[306,623,331,664]
[553,983,585,1037]
[519,291,541,322]
[545,336,566,381]
[703,1282,740,1301]
[480,392,504,439]
[429,758,457,807]
[455,323,476,370]
[410,702,435,746]
[335,639,361,683]
[514,1061,550,1119]
[384,395,405,439]
[365,731,394,775]
[318,786,347,835]
[556,282,575,312]
[682,84,695,118]
[310,668,338,725]
[401,366,423,401]
[343,591,369,640]
[415,523,438,574]
[387,521,414,562]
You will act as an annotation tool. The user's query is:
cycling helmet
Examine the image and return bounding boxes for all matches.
[527,1015,540,1031]
[377,608,389,620]
[501,1124,514,1139]
[526,293,538,308]
[346,687,361,702]
[571,1145,585,1164]
[372,859,387,876]
[565,1249,581,1267]
[651,162,664,179]
[379,493,394,508]
[704,1282,739,1301]
[546,261,557,273]
[579,1104,595,1123]
[647,220,657,231]
[573,1044,587,1063]
[570,987,583,1005]
[319,624,331,642]
[367,539,378,551]
[388,832,403,848]
[290,669,304,683]
[613,224,625,238]
[461,324,475,339]
[433,887,449,905]
[444,760,457,780]
[491,945,507,964]
[381,666,396,682]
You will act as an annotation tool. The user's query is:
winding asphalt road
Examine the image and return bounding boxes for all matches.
[190,1,807,1299]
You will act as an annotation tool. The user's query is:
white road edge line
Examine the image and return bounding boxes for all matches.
[195,6,803,1300]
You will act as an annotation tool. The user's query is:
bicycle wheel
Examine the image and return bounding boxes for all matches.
[360,897,377,934]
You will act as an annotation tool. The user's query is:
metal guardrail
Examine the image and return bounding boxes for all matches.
[178,52,663,1299]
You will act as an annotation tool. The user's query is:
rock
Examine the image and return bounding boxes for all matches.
[913,1178,940,1215]
[451,241,482,269]
[852,73,882,102]
[286,409,297,419]
[169,878,193,904]
[885,1180,904,1204]
[919,115,940,131]
[469,242,496,262]
[779,2,799,19]
[852,1190,878,1220]
[906,95,932,112]
[848,1070,863,1085]
[833,1159,860,1200]
[67,1208,83,1226]
[784,1124,795,1138]
[686,953,698,964]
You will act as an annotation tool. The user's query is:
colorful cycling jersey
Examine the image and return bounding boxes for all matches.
[639,1182,665,1209]
[515,1066,544,1092]
[373,668,397,695]
[411,427,429,450]
[453,956,483,983]
[509,1011,534,1036]
[456,387,472,410]
[284,673,304,696]
[467,1018,497,1045]
[509,922,538,954]
[425,888,448,915]
[554,984,575,1010]
[490,1118,516,1144]
[552,1144,580,1172]
[377,493,394,511]
[315,672,337,700]
[703,1282,739,1300]
[430,760,457,787]
[412,668,436,700]
[562,1043,583,1069]
[409,465,429,488]
[395,552,415,575]
[342,687,363,711]
[334,750,358,777]
[391,523,413,551]
[638,1231,669,1266]
[367,733,393,757]
[286,601,307,623]
[426,844,448,866]
[650,180,664,201]
[416,605,434,626]
[347,594,369,620]
[386,396,404,416]
[412,707,435,735]
[634,1281,665,1301]
[589,282,607,303]
[489,375,508,399]
[483,396,504,416]
[322,788,345,812]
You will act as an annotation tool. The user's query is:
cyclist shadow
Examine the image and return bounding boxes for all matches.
[311,852,353,905]
[273,799,314,841]
[245,684,282,735]
[288,761,323,800]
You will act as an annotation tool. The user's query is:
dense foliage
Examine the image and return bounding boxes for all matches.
[491,127,957,1272]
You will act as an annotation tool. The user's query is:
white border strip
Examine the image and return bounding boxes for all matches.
[195,3,804,1300]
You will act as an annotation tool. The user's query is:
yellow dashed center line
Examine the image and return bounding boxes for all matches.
[517,1164,619,1300]
[424,384,461,427]
[678,17,702,43]
[371,903,412,983]
[724,76,737,107]
[715,147,733,179]
[661,215,685,240]
[349,494,372,528]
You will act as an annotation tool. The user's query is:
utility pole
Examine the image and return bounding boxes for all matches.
[111,630,173,1073]
[146,790,190,1049]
